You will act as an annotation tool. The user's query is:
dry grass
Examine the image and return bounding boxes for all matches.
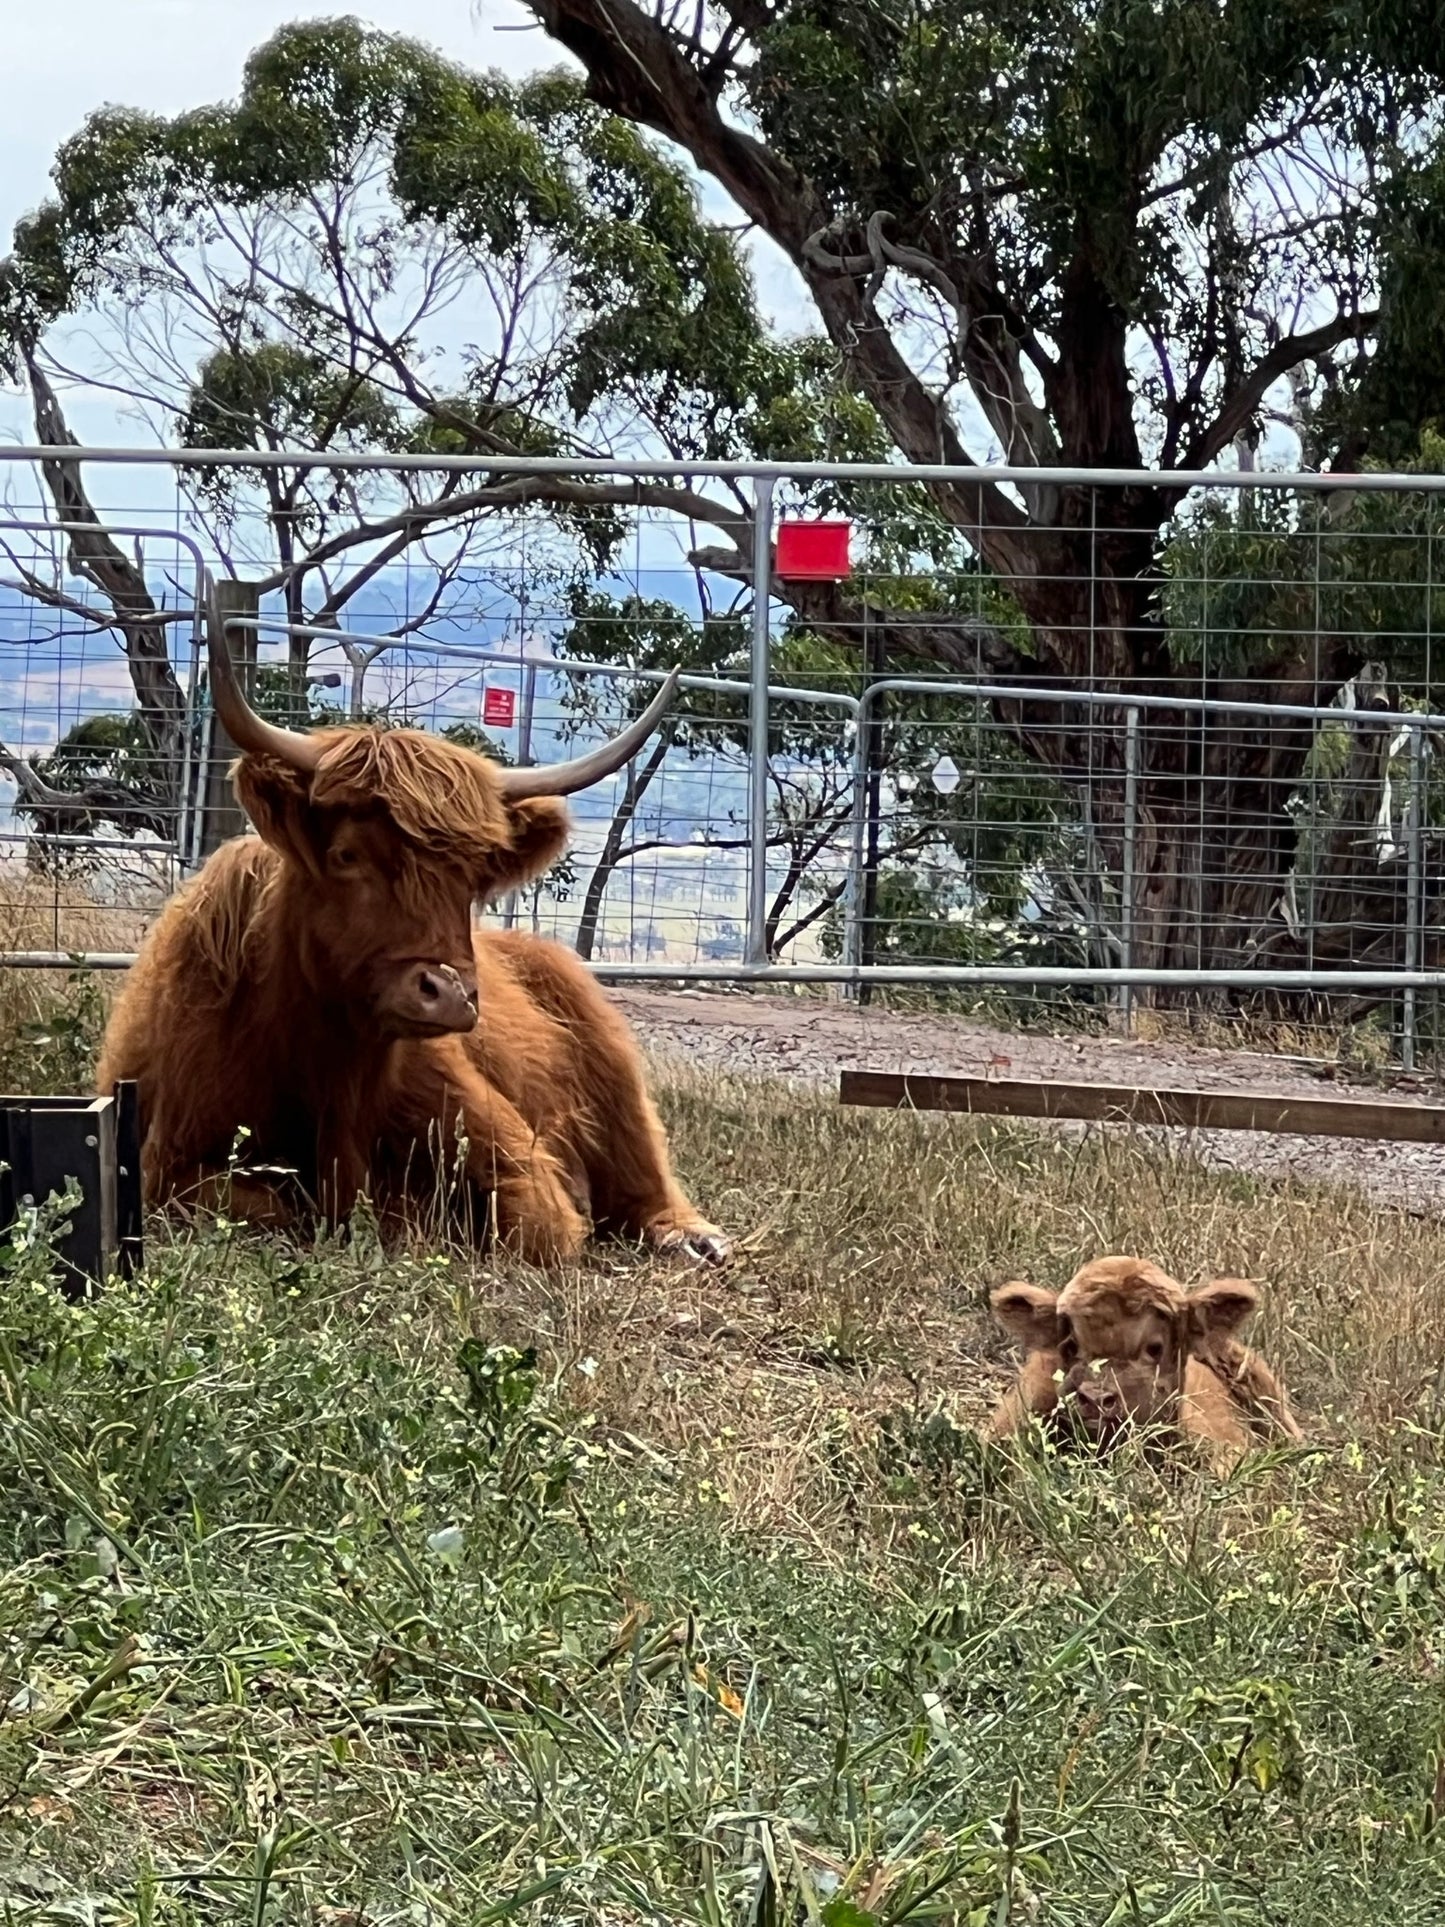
[0,868,144,1088]
[1128,1000,1404,1071]
[438,1060,1445,1525]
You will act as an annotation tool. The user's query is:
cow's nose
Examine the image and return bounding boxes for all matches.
[413,963,478,1032]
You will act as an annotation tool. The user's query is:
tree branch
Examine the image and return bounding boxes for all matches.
[21,346,187,778]
[522,0,1035,568]
[687,543,1031,679]
[770,876,849,958]
[0,734,169,840]
[1183,309,1379,471]
[256,476,754,601]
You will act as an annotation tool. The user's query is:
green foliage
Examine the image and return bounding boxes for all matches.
[1162,434,1445,690]
[25,713,164,818]
[0,968,107,1093]
[740,0,1445,460]
[18,3,1445,983]
[0,19,785,469]
[178,343,406,531]
[557,590,1084,964]
[1333,148,1445,466]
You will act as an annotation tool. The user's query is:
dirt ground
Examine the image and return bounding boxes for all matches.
[613,985,1445,1214]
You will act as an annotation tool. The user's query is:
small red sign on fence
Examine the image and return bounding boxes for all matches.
[482,684,516,728]
[776,518,852,579]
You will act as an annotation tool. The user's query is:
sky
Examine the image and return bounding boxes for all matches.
[0,0,810,442]
[1,5,549,234]
[0,6,552,468]
[0,4,808,712]
[0,3,1335,957]
[0,6,765,869]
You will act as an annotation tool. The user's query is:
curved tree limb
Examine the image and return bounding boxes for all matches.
[687,542,1031,679]
[522,0,1035,567]
[1184,309,1379,471]
[21,346,188,782]
[0,734,170,841]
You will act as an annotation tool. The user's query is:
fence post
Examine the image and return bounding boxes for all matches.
[745,478,775,969]
[841,691,872,988]
[176,595,203,874]
[502,660,538,934]
[855,616,889,1008]
[197,579,260,861]
[1404,721,1424,1073]
[1120,706,1140,1032]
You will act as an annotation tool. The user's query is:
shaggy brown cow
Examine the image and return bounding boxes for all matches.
[985,1256,1300,1465]
[96,611,727,1267]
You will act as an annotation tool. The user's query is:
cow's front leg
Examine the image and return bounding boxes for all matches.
[157,1162,307,1232]
[399,1054,588,1266]
[481,938,730,1266]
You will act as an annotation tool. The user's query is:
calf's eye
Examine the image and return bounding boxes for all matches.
[1145,1339,1165,1362]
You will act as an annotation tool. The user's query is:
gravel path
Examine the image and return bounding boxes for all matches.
[611,985,1445,1214]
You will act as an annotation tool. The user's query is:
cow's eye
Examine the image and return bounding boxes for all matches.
[1145,1339,1165,1363]
[333,847,359,870]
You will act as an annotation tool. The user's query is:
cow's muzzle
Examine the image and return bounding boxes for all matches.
[380,962,479,1036]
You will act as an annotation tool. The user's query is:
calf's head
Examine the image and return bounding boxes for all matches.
[991,1256,1258,1445]
[208,598,678,1037]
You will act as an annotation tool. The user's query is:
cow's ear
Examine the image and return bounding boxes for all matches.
[485,796,571,897]
[1186,1277,1259,1339]
[233,758,325,875]
[990,1281,1062,1353]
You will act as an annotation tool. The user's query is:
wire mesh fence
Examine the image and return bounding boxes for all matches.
[0,514,203,965]
[3,448,1445,1068]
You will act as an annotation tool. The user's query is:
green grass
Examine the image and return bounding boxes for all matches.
[3,1065,1445,1921]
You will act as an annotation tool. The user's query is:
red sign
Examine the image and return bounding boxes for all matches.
[776,518,852,579]
[482,684,516,728]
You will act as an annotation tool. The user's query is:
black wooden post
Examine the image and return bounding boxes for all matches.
[0,1084,143,1293]
[115,1079,143,1279]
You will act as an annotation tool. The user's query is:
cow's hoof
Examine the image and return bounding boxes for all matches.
[650,1223,732,1268]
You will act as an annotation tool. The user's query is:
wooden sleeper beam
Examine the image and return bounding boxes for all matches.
[838,1070,1445,1144]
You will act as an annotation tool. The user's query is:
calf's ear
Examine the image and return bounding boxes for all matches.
[1185,1277,1258,1340]
[990,1281,1062,1353]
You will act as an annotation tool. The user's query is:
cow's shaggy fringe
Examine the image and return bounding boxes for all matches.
[248,728,525,875]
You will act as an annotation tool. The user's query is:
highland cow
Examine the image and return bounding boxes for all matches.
[986,1256,1300,1465]
[96,608,727,1267]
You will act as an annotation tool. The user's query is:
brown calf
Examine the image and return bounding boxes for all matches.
[986,1256,1300,1466]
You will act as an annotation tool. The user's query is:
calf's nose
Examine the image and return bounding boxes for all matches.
[1075,1380,1122,1422]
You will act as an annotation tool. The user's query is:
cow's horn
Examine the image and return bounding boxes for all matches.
[498,668,682,799]
[206,587,323,772]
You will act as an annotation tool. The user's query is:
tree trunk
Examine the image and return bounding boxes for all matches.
[979,497,1396,999]
[24,352,188,793]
